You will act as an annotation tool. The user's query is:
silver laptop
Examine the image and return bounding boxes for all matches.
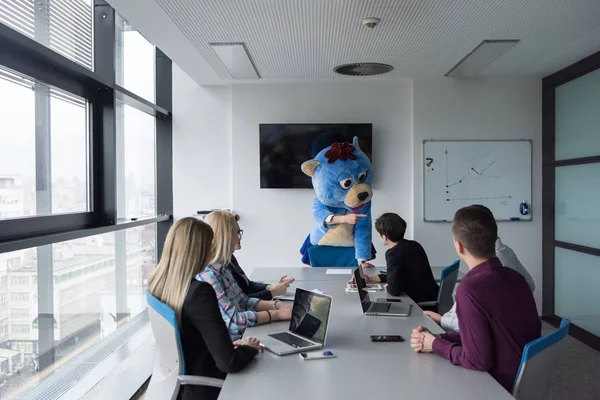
[258,288,332,356]
[353,267,411,317]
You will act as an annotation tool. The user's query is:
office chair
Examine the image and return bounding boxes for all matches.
[146,290,224,400]
[417,260,460,314]
[512,318,570,400]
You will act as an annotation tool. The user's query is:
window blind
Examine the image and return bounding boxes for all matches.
[0,0,93,70]
[0,65,87,108]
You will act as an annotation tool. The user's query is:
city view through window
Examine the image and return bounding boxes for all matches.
[0,4,159,397]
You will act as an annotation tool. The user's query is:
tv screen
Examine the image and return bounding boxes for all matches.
[259,123,372,189]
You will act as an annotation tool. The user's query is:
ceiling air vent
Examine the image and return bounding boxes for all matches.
[334,63,393,76]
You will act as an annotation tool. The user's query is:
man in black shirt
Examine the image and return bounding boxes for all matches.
[355,213,439,303]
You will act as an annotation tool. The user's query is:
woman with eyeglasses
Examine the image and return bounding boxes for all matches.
[148,218,261,400]
[228,214,295,300]
[198,211,293,340]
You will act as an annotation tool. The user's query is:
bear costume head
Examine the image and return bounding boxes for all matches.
[301,137,373,212]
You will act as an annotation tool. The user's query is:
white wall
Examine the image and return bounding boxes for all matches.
[412,78,543,308]
[171,72,543,309]
[172,65,232,220]
[230,82,413,270]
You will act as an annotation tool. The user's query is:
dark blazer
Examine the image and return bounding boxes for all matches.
[378,240,439,303]
[227,255,273,300]
[179,280,258,400]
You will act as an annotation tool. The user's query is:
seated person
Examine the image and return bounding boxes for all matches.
[351,213,439,303]
[148,217,261,400]
[228,214,295,300]
[199,211,292,340]
[424,205,536,331]
[410,206,541,392]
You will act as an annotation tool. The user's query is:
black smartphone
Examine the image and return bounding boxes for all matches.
[376,298,402,303]
[370,335,404,342]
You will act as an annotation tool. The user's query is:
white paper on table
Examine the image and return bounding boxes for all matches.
[325,269,353,275]
[310,289,324,294]
[274,294,296,301]
[274,289,296,301]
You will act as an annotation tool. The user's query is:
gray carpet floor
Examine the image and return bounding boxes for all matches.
[542,321,600,400]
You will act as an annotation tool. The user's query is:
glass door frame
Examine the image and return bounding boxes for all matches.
[542,50,600,351]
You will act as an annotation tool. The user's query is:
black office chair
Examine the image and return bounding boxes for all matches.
[417,260,460,314]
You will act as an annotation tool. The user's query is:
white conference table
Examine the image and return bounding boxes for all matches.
[218,268,512,400]
[250,266,465,283]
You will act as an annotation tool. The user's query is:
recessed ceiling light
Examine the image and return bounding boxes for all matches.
[446,40,520,78]
[210,43,260,79]
[334,63,393,76]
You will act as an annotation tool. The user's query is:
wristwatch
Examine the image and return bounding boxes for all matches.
[325,214,334,224]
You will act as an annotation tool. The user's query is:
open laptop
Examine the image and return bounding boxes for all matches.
[258,288,333,356]
[353,267,411,317]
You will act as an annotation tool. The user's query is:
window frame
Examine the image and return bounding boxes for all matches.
[542,49,600,351]
[0,1,172,396]
[0,0,173,251]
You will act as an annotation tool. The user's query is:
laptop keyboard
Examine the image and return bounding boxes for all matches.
[368,302,391,313]
[269,332,314,348]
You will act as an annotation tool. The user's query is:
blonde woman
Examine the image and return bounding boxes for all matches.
[228,214,295,300]
[199,211,293,340]
[148,218,261,400]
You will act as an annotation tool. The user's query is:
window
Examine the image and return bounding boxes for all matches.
[11,308,30,319]
[0,223,157,398]
[11,292,30,302]
[0,0,93,69]
[0,67,90,220]
[9,276,29,286]
[116,102,157,219]
[126,224,157,315]
[11,324,30,335]
[115,16,155,102]
[1,1,172,397]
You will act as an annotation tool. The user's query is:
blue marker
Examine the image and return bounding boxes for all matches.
[510,217,521,221]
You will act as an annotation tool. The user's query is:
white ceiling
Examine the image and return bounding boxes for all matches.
[107,0,600,85]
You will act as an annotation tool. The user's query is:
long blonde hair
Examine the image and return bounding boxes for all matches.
[148,217,213,325]
[203,211,237,266]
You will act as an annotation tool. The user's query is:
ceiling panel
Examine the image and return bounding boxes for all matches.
[121,0,600,83]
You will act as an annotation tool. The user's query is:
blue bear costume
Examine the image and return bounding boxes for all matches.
[300,137,375,266]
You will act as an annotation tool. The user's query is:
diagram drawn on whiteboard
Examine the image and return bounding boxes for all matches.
[438,150,511,202]
[423,140,532,222]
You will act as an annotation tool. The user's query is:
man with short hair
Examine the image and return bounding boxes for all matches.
[352,213,439,303]
[424,206,536,332]
[410,206,540,392]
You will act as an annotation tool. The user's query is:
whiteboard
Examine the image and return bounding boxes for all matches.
[423,140,532,222]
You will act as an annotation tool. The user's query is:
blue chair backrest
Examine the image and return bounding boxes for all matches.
[512,318,570,400]
[437,260,460,314]
[146,290,186,375]
[308,245,359,267]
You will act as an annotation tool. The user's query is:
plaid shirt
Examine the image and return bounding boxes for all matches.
[196,263,260,340]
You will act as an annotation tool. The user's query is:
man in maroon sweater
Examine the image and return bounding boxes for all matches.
[410,206,541,392]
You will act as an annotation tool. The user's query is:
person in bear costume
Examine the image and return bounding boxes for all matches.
[299,137,375,267]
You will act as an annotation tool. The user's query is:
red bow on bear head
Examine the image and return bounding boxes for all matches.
[324,142,357,164]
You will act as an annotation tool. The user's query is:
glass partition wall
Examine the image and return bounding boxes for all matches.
[542,51,600,350]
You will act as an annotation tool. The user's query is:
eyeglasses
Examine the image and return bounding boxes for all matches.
[237,229,244,238]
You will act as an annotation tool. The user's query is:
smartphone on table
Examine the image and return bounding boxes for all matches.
[370,335,405,342]
[299,350,337,360]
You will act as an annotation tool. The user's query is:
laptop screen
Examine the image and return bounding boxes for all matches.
[353,267,371,312]
[289,288,332,344]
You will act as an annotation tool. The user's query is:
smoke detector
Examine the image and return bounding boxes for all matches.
[362,17,381,29]
[334,63,393,76]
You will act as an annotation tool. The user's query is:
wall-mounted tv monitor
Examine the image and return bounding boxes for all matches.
[259,123,372,189]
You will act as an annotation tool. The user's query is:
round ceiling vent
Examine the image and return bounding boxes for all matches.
[334,63,393,76]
